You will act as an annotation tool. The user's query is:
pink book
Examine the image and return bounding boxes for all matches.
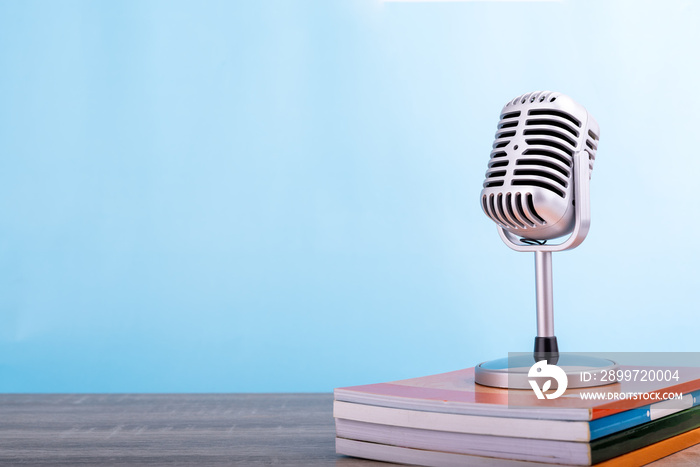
[335,366,700,421]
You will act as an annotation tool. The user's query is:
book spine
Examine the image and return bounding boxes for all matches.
[590,390,700,440]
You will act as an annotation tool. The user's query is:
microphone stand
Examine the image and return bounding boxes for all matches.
[474,150,616,389]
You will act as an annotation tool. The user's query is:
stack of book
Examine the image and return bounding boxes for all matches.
[334,366,700,466]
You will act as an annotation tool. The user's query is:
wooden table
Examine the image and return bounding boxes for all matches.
[0,394,697,466]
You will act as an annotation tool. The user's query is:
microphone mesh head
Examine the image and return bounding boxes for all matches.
[481,91,600,240]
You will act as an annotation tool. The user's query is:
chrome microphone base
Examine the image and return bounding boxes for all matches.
[474,353,618,389]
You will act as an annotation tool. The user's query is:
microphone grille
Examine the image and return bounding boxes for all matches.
[481,91,600,239]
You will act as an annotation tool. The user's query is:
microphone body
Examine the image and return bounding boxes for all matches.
[481,91,599,242]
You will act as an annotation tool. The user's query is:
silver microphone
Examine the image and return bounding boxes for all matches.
[481,91,599,243]
[477,91,601,370]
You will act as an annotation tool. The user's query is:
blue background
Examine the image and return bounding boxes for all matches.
[1,0,698,393]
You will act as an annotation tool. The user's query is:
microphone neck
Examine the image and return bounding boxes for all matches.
[535,250,554,338]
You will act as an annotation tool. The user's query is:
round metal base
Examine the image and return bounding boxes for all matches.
[475,354,618,389]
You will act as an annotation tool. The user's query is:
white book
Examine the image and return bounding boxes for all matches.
[334,400,592,441]
[336,418,591,465]
[336,438,563,467]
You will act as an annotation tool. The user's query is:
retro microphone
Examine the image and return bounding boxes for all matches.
[474,91,611,389]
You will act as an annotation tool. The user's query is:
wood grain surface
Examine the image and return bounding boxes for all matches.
[0,394,697,466]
